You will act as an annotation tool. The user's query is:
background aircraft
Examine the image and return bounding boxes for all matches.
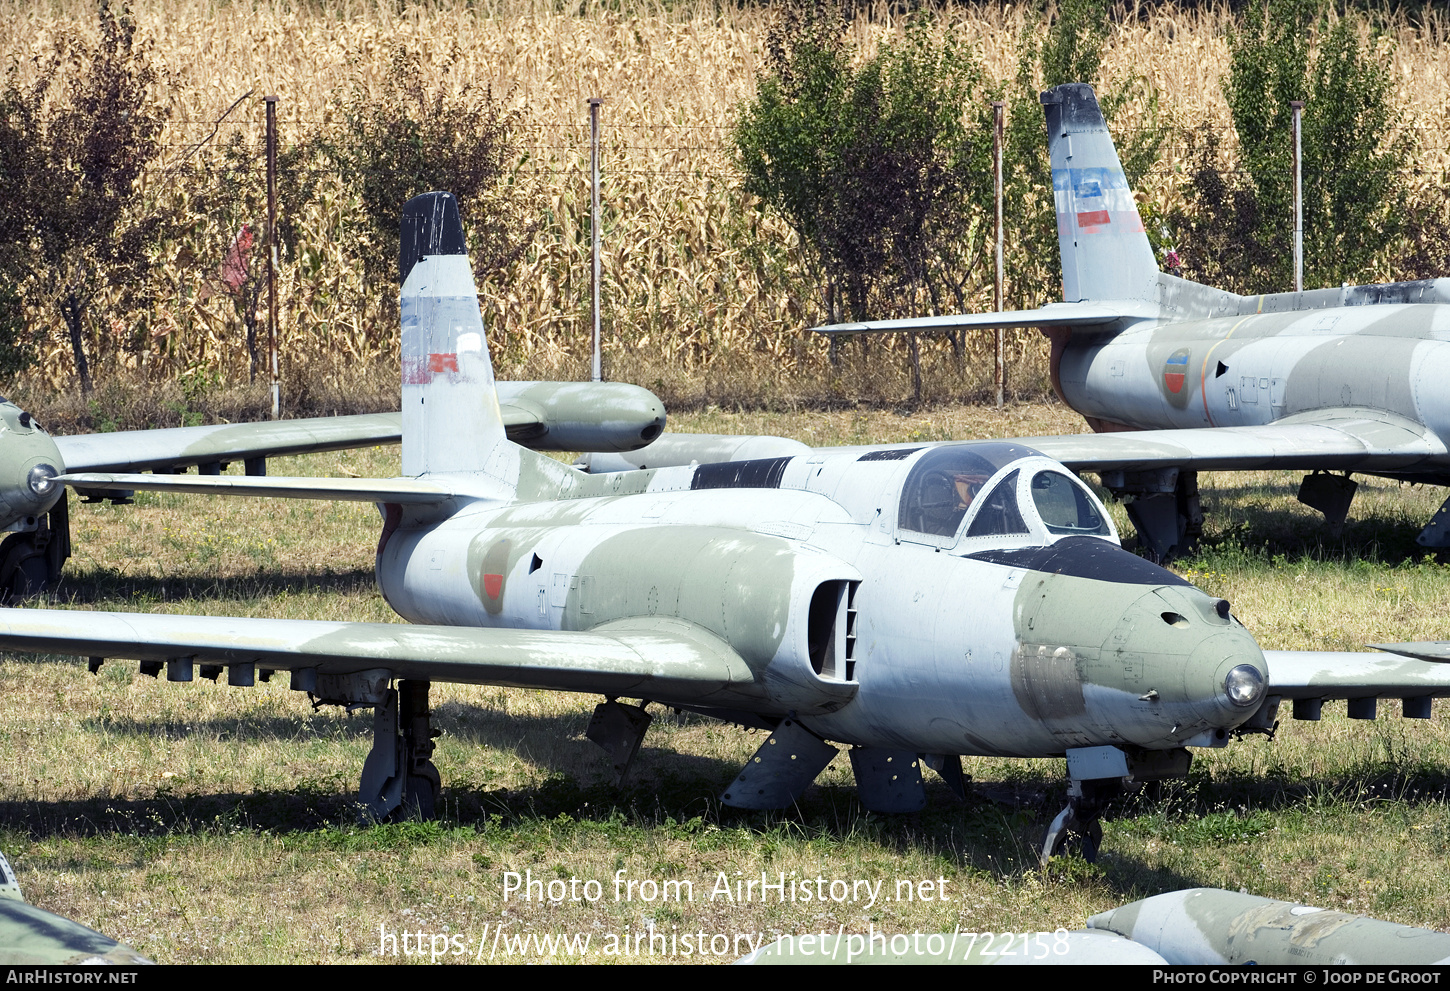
[7,192,1450,862]
[0,379,664,597]
[0,849,152,965]
[591,82,1450,562]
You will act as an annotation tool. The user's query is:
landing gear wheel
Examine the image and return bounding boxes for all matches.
[1041,807,1103,864]
[0,534,50,602]
[398,763,441,821]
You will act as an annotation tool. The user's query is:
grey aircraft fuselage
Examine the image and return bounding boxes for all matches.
[1052,281,1450,484]
[375,442,1266,762]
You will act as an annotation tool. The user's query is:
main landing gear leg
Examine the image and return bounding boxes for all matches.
[360,679,441,821]
[1100,468,1201,564]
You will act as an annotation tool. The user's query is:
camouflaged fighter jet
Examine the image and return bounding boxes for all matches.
[11,191,1450,863]
[0,380,665,598]
[600,82,1450,562]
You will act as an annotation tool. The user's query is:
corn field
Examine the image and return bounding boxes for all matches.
[3,0,1449,425]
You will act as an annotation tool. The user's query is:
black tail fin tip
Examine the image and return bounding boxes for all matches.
[1040,83,1107,133]
[400,192,467,285]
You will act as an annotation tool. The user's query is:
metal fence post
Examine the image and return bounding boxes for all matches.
[1291,99,1304,294]
[993,100,1005,408]
[265,94,280,419]
[589,97,603,383]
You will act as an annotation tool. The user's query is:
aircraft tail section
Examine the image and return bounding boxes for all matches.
[400,192,509,478]
[1041,84,1160,303]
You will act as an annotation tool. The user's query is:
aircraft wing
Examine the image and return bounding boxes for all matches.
[811,301,1157,335]
[51,380,665,476]
[1263,647,1450,702]
[54,413,402,474]
[54,472,457,504]
[0,609,762,708]
[1024,409,1447,474]
[585,409,1446,478]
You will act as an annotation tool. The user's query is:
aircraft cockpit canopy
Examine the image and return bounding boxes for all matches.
[896,444,1114,547]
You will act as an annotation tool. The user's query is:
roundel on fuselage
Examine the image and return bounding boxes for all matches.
[1162,347,1193,409]
[480,537,511,616]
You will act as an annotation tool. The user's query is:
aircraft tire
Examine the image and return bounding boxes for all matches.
[403,776,438,819]
[0,535,50,602]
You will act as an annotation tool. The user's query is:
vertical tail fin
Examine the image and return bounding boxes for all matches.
[1040,84,1159,303]
[399,192,508,477]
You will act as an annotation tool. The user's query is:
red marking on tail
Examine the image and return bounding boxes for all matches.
[428,353,459,373]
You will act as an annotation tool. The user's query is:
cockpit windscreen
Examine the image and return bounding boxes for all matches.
[1030,470,1111,536]
[897,445,1026,537]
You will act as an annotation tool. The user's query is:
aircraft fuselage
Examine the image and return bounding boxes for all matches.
[377,445,1266,761]
[1060,303,1450,478]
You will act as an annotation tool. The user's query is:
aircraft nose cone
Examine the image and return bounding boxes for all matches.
[1,428,65,527]
[1150,586,1267,740]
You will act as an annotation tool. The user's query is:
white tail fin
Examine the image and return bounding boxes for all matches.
[399,192,508,477]
[1041,84,1160,303]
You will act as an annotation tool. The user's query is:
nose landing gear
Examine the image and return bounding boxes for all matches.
[1040,745,1191,864]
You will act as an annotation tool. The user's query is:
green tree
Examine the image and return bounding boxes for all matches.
[1179,0,1410,292]
[733,1,994,327]
[0,1,171,393]
[331,47,528,321]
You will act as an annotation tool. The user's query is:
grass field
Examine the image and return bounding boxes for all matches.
[2,401,1450,963]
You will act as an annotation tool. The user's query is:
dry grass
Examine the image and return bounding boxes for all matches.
[3,0,1448,420]
[2,405,1450,961]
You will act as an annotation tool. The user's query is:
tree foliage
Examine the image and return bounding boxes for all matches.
[733,1,994,326]
[0,0,171,393]
[332,47,527,317]
[1178,0,1413,292]
[188,128,326,381]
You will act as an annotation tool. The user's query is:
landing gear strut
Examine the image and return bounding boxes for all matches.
[360,679,441,820]
[1040,745,1192,865]
[1040,780,1114,864]
[1099,468,1201,564]
[0,493,69,601]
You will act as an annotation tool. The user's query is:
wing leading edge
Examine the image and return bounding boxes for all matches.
[811,301,1153,336]
[583,409,1447,478]
[0,609,770,709]
[55,413,402,474]
[1264,647,1450,705]
[1026,409,1447,475]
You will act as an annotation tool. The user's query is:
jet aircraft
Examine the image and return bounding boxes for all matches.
[0,379,665,597]
[592,82,1450,562]
[6,191,1450,862]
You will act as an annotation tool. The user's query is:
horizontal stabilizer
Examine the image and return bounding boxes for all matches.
[0,609,763,708]
[55,413,401,474]
[56,472,457,505]
[582,433,811,473]
[812,301,1151,336]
